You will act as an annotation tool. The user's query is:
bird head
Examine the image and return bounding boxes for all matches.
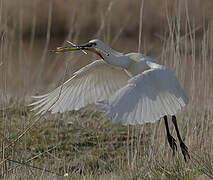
[55,39,108,59]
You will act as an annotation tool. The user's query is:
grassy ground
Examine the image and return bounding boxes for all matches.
[1,0,213,179]
[0,104,212,179]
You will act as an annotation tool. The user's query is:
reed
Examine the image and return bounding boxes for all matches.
[0,0,212,179]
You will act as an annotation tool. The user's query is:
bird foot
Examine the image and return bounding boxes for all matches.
[167,134,177,156]
[180,141,190,162]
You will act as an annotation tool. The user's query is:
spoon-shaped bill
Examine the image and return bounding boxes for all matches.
[54,46,83,53]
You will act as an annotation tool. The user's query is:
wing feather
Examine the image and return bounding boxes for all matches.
[100,66,188,125]
[30,60,130,115]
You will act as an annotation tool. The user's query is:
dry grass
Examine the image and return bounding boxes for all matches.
[0,0,213,179]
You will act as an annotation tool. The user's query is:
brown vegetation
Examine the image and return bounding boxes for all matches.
[0,0,213,179]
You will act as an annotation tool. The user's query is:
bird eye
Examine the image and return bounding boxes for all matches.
[87,42,96,47]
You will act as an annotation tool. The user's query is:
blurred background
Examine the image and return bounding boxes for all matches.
[1,0,213,100]
[0,0,213,178]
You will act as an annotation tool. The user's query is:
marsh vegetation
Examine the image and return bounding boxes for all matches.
[0,0,213,179]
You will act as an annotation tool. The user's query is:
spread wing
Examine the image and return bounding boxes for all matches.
[30,60,130,115]
[100,64,188,125]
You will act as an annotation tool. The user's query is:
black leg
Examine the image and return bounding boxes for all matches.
[164,115,177,155]
[172,115,190,162]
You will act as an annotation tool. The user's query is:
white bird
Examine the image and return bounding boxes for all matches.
[30,39,190,161]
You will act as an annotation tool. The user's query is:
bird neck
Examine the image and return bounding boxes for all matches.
[99,47,130,68]
[104,54,130,68]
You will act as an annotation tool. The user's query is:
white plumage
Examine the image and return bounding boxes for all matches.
[31,60,130,115]
[30,39,188,125]
[101,62,188,125]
